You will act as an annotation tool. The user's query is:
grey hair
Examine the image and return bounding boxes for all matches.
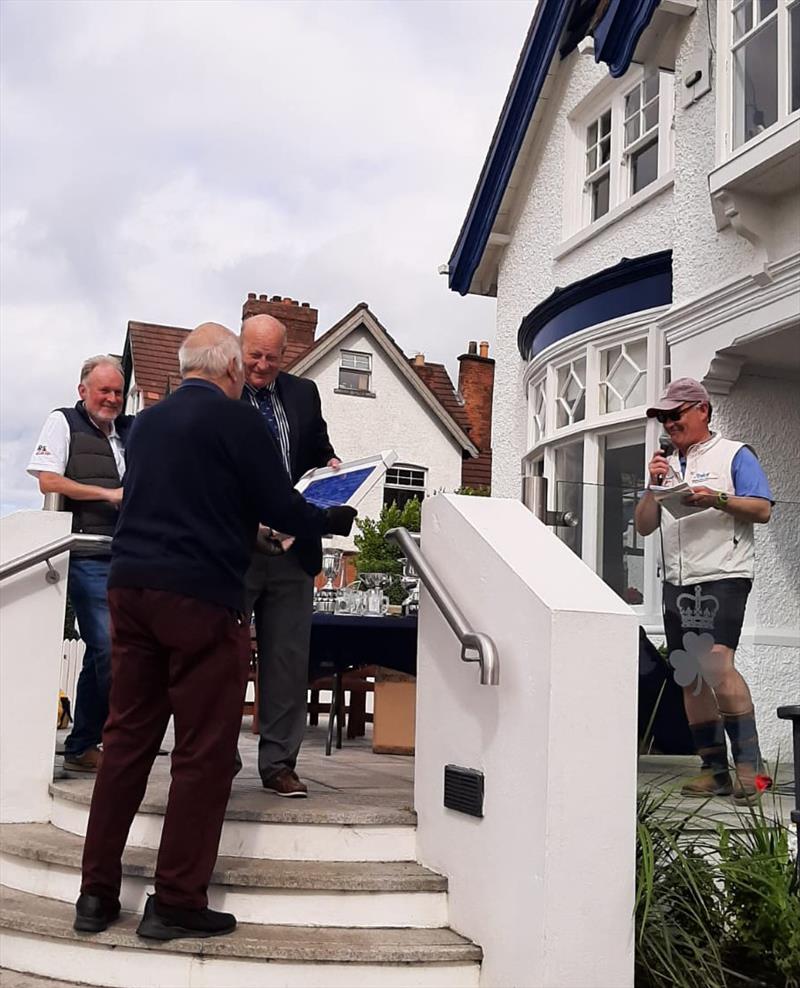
[178,330,243,378]
[80,355,124,383]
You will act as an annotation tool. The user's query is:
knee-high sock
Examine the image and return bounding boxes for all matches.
[721,707,766,774]
[689,719,729,776]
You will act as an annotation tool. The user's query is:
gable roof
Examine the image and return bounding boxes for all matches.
[289,303,479,457]
[447,0,662,297]
[123,321,190,406]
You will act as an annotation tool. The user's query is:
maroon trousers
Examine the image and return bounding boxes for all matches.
[80,588,251,909]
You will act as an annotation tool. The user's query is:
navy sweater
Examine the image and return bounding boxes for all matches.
[108,379,330,610]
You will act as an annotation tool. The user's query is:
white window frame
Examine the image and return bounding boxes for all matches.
[564,66,675,238]
[716,0,800,161]
[338,349,372,393]
[521,313,670,626]
[383,464,427,508]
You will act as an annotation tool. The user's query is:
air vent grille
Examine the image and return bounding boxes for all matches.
[443,764,484,818]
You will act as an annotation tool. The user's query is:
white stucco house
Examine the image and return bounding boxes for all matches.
[121,296,494,553]
[446,0,799,758]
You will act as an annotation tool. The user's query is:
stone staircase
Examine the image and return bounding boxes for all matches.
[0,731,481,987]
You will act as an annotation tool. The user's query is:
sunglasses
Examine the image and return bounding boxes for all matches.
[655,401,701,424]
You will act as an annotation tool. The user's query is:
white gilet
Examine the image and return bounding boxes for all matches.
[660,432,754,586]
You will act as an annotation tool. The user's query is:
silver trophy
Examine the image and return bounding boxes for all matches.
[317,547,343,613]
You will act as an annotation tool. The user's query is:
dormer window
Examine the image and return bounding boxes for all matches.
[338,350,372,393]
[565,68,674,242]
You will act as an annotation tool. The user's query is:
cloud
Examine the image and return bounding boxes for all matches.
[1,0,532,513]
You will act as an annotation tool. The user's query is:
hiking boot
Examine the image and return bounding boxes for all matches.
[680,768,733,797]
[63,747,103,773]
[683,719,731,797]
[136,894,236,941]
[731,764,773,805]
[73,893,121,933]
[262,768,307,798]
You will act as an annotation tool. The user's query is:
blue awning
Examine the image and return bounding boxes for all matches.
[517,251,673,360]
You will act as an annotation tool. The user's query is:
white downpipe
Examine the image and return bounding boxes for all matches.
[1,511,72,823]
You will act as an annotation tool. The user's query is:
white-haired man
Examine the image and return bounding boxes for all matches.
[75,323,356,941]
[28,356,132,772]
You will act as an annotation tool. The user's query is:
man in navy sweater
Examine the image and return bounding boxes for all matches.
[75,323,356,942]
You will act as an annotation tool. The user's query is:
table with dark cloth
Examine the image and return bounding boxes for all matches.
[309,613,418,753]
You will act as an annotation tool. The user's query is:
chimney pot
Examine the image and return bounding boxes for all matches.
[271,295,282,302]
[247,293,256,300]
[468,341,477,355]
[301,302,310,308]
[258,294,267,301]
[413,353,425,367]
[479,341,490,358]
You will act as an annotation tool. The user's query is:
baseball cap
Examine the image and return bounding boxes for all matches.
[646,377,710,417]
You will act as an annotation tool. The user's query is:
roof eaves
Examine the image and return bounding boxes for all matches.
[447,0,576,297]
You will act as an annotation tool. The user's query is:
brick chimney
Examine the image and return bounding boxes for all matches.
[242,294,318,364]
[458,341,494,453]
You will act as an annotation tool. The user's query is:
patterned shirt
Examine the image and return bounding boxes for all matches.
[244,381,292,477]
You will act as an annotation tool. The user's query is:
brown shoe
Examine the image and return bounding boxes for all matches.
[64,747,103,773]
[680,768,733,797]
[262,768,308,798]
[731,764,773,805]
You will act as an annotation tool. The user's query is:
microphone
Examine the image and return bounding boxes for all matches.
[657,436,674,485]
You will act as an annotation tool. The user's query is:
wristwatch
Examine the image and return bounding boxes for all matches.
[715,492,729,510]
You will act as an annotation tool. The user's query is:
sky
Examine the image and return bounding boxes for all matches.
[0,0,534,514]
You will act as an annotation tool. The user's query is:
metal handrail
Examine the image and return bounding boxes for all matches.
[386,527,499,686]
[0,534,111,584]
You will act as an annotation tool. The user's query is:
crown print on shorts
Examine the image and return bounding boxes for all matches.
[677,586,719,631]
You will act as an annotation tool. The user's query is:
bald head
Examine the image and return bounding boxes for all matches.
[241,314,287,388]
[178,322,244,399]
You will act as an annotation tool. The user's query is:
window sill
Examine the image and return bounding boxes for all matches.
[334,388,376,399]
[554,171,674,261]
[709,116,800,230]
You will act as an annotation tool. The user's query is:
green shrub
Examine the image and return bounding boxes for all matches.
[634,786,800,988]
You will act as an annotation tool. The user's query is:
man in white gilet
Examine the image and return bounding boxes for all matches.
[635,378,774,803]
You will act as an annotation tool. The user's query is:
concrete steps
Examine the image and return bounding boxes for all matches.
[0,886,481,988]
[0,824,448,928]
[49,782,417,862]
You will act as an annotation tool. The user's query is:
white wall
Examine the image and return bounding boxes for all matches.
[493,49,676,498]
[304,326,464,549]
[487,4,798,759]
[0,510,72,822]
[415,495,638,988]
[714,374,800,759]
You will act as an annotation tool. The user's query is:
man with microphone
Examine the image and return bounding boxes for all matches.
[634,378,774,804]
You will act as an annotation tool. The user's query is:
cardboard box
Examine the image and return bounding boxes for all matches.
[372,678,416,755]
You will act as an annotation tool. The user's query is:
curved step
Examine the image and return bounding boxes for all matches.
[0,824,447,928]
[0,886,481,988]
[49,782,416,862]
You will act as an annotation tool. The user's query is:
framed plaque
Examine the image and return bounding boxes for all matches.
[295,449,398,509]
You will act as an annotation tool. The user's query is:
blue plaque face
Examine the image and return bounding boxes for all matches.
[301,467,375,509]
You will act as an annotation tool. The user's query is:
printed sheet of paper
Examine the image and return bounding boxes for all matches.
[648,482,717,519]
[295,450,398,509]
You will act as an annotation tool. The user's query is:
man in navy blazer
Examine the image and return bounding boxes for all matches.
[241,313,341,797]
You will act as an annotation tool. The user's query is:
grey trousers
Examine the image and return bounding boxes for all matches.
[244,550,314,782]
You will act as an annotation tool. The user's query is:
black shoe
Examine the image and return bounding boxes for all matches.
[73,892,121,933]
[136,894,236,941]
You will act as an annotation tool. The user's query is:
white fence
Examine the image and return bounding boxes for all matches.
[59,638,85,704]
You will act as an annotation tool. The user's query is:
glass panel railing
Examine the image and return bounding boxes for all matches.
[553,480,800,612]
